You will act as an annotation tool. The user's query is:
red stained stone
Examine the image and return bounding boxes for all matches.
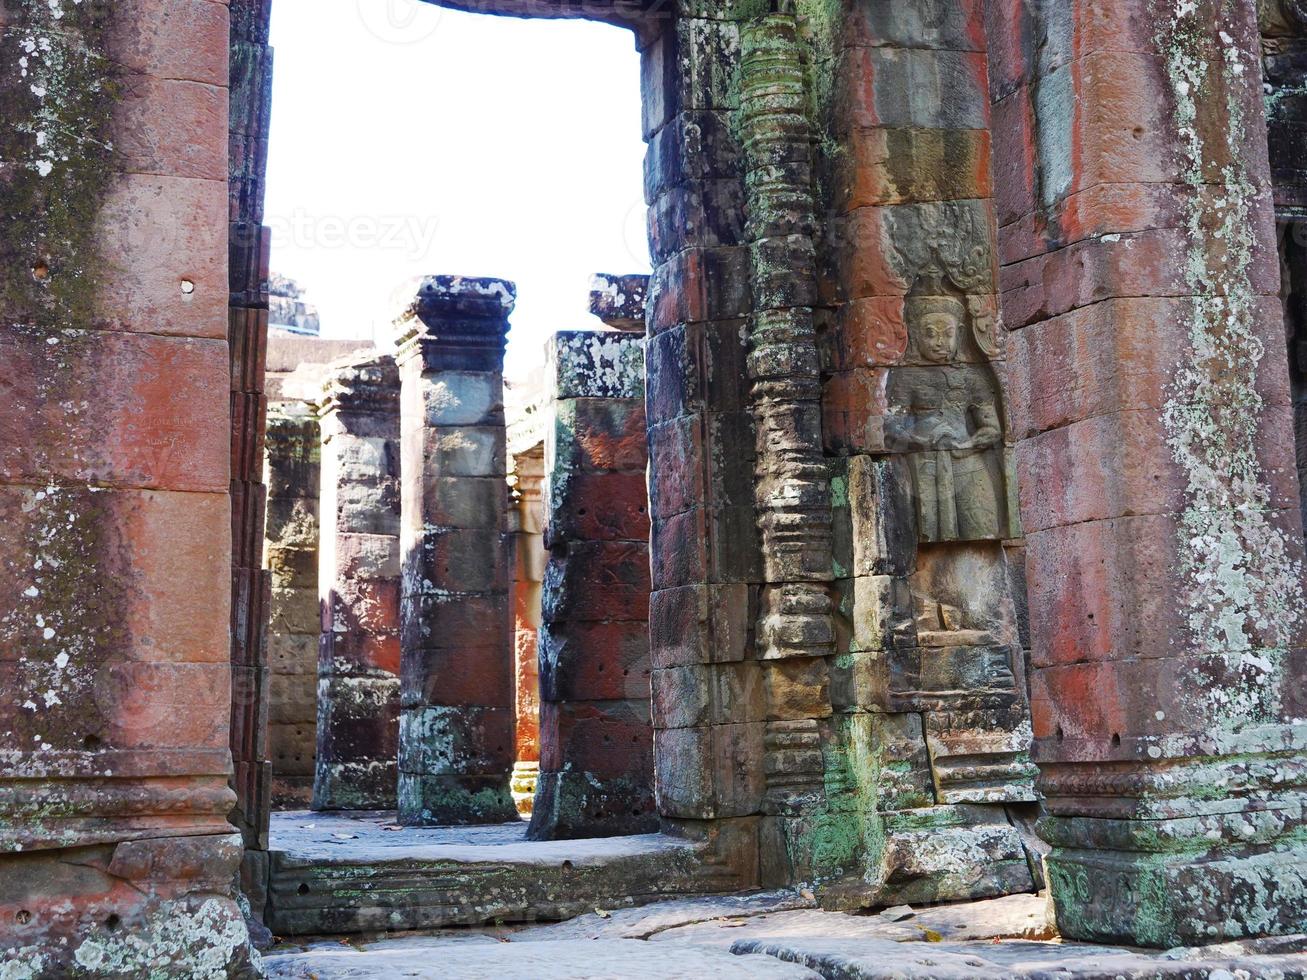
[0,331,229,493]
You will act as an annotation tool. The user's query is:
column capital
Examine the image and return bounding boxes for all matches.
[392,275,516,372]
[317,351,400,421]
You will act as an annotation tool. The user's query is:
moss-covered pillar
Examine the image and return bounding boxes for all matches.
[509,441,545,816]
[528,330,657,840]
[987,0,1307,945]
[0,1,255,972]
[312,352,402,811]
[394,276,518,826]
[264,408,321,809]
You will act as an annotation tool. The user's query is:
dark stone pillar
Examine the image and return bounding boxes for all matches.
[395,277,518,826]
[528,330,657,840]
[988,0,1307,946]
[313,353,402,810]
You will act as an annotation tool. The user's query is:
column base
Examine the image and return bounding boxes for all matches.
[397,773,518,826]
[0,837,258,978]
[525,770,658,841]
[311,759,397,812]
[1046,842,1307,947]
[511,760,539,817]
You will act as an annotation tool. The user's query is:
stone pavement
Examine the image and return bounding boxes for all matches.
[264,889,1307,978]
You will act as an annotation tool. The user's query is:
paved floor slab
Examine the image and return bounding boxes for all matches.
[264,938,823,979]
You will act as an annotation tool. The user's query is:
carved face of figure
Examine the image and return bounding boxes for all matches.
[918,310,959,364]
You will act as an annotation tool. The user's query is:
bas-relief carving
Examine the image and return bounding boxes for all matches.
[885,294,1012,544]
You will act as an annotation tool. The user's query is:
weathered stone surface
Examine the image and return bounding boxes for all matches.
[395,277,517,827]
[531,329,656,841]
[261,811,753,936]
[313,352,402,813]
[589,272,650,332]
[264,409,321,809]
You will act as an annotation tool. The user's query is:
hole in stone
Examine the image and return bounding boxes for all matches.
[297,883,310,896]
[561,860,573,872]
[1056,725,1065,742]
[1111,733,1121,747]
[1132,126,1144,138]
[180,279,195,295]
[105,914,121,931]
[15,910,31,925]
[31,261,49,281]
[82,733,102,750]
[578,508,587,515]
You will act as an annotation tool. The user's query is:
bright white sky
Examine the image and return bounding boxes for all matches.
[265,0,650,379]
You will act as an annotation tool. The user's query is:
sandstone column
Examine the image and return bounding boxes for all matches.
[264,408,321,808]
[0,1,253,972]
[528,330,657,840]
[508,441,545,816]
[313,352,402,811]
[987,0,1307,945]
[642,13,766,880]
[395,277,518,826]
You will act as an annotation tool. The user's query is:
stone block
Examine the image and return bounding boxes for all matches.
[762,657,832,723]
[645,319,749,421]
[542,542,651,623]
[326,578,401,636]
[417,424,506,479]
[643,108,742,201]
[403,643,515,710]
[651,661,765,730]
[649,583,752,668]
[320,631,401,678]
[588,273,649,332]
[0,330,230,492]
[398,705,515,776]
[648,246,751,333]
[537,699,653,777]
[648,415,706,520]
[548,469,650,544]
[552,398,649,473]
[538,619,650,703]
[94,173,229,338]
[397,773,516,827]
[831,47,989,134]
[653,721,765,819]
[842,0,985,51]
[547,331,645,400]
[410,527,512,594]
[421,371,504,427]
[832,127,992,211]
[113,75,227,181]
[402,592,511,655]
[528,769,659,840]
[419,475,509,530]
[647,179,747,261]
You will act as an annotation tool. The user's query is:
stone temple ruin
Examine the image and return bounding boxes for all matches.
[2,0,1307,976]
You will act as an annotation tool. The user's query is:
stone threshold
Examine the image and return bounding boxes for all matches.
[263,810,747,936]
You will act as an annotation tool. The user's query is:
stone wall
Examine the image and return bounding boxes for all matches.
[529,331,656,840]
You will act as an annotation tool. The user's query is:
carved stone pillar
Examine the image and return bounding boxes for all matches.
[394,277,518,826]
[528,331,657,840]
[738,12,837,888]
[509,442,545,816]
[264,408,321,809]
[988,0,1307,945]
[313,353,402,811]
